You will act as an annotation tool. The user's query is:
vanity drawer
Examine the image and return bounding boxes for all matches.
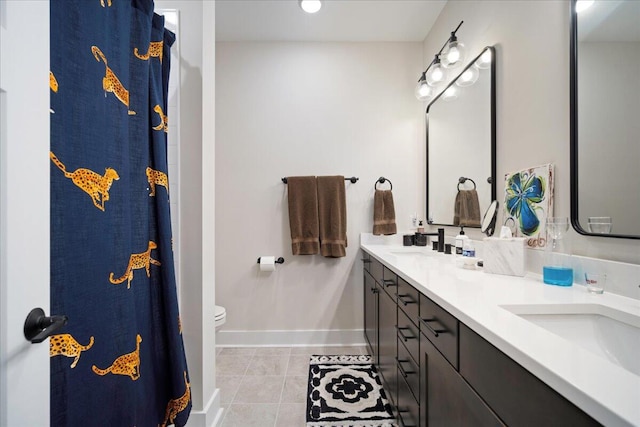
[396,276,419,323]
[397,367,420,427]
[397,338,419,401]
[361,251,371,272]
[397,308,420,365]
[370,257,384,284]
[382,266,398,296]
[419,294,459,369]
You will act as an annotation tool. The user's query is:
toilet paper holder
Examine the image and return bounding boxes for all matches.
[256,257,285,264]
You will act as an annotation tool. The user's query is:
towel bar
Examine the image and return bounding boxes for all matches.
[281,177,359,184]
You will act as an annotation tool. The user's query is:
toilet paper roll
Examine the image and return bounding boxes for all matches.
[259,256,276,272]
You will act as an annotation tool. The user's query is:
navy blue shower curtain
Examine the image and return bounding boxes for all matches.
[50,1,190,425]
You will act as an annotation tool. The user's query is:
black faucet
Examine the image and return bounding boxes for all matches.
[417,228,445,252]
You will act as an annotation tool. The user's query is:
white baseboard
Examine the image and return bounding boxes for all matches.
[186,388,221,427]
[216,329,365,347]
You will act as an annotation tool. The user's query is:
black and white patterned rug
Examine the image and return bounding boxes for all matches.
[306,355,396,427]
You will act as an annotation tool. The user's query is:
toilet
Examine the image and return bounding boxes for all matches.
[214,305,226,330]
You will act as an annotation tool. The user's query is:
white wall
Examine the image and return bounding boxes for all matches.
[422,1,640,274]
[155,1,218,426]
[215,42,424,342]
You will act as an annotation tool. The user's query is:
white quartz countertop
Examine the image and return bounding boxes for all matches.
[360,238,640,427]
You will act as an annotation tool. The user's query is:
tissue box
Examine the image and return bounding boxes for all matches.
[483,237,526,277]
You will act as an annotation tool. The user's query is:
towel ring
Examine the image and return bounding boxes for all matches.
[375,177,392,191]
[457,177,476,191]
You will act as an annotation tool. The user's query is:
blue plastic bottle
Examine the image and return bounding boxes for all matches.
[543,266,573,286]
[543,218,573,286]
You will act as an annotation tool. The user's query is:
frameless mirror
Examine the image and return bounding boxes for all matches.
[571,0,640,239]
[426,46,496,227]
[481,200,499,237]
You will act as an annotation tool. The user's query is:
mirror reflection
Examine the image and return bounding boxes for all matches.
[426,46,496,227]
[573,0,640,238]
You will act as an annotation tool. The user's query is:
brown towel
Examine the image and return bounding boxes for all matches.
[287,176,320,255]
[373,190,397,235]
[317,176,347,258]
[453,189,481,227]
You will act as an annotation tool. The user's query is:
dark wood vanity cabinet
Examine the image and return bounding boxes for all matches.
[362,251,601,427]
[396,275,421,427]
[363,270,378,363]
[459,325,601,427]
[420,328,504,427]
[363,257,397,403]
[378,275,398,405]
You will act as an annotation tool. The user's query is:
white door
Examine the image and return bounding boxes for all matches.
[0,1,51,426]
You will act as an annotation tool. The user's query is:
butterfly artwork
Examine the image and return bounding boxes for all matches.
[504,164,554,249]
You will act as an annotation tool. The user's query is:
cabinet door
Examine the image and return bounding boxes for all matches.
[378,283,398,406]
[364,270,378,362]
[420,332,504,427]
[459,324,601,427]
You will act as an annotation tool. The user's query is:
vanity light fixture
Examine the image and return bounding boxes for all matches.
[415,72,434,102]
[299,0,322,14]
[426,55,445,86]
[415,21,466,101]
[441,21,466,68]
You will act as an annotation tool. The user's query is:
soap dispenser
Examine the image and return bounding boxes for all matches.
[455,226,468,255]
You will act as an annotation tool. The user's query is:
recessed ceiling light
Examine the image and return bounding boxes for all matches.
[299,0,322,14]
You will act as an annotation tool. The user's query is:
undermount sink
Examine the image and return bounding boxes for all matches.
[501,303,640,376]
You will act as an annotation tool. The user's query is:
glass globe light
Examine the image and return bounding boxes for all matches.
[455,66,479,87]
[426,58,445,86]
[415,78,433,101]
[442,38,466,69]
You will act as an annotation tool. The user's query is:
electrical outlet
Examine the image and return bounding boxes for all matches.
[410,213,418,227]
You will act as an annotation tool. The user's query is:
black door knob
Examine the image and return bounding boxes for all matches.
[23,308,68,344]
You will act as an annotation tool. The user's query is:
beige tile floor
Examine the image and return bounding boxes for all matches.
[216,345,368,427]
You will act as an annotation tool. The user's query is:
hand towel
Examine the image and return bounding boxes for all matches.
[287,176,320,255]
[373,190,397,235]
[453,189,481,227]
[317,176,347,258]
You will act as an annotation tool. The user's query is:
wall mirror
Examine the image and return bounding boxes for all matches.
[571,0,640,239]
[426,46,496,227]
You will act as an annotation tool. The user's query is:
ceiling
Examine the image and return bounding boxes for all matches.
[215,0,447,42]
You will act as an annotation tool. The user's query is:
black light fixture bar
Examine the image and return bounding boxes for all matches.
[417,20,464,83]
